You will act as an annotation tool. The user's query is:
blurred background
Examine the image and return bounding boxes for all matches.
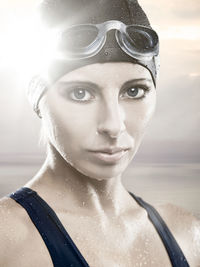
[0,0,200,217]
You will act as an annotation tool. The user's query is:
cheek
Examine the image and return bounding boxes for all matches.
[125,91,156,139]
[42,96,98,153]
[140,93,156,127]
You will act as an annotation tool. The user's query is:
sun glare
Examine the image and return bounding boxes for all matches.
[0,11,59,83]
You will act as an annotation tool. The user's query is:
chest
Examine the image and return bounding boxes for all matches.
[65,214,172,267]
[51,212,173,266]
[14,213,172,267]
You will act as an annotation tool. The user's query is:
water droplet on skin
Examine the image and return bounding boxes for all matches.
[56,191,62,197]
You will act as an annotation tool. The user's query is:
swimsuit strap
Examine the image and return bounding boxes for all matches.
[129,192,190,267]
[9,187,190,267]
[9,187,89,267]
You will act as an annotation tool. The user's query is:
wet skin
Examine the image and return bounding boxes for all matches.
[0,62,200,267]
[39,62,156,181]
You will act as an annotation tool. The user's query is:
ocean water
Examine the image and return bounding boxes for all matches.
[123,163,200,218]
[0,163,200,218]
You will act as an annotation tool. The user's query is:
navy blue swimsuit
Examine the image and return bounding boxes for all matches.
[10,187,190,267]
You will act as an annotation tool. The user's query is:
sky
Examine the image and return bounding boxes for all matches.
[0,0,200,164]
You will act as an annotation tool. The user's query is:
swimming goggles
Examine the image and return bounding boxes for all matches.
[56,20,159,62]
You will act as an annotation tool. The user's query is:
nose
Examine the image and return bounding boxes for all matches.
[97,99,126,138]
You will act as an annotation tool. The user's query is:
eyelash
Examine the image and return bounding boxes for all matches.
[68,87,95,102]
[120,86,149,100]
[66,85,150,102]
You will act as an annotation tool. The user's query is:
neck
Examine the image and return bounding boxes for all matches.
[27,143,135,217]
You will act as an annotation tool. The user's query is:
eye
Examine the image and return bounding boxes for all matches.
[69,87,94,101]
[122,87,147,99]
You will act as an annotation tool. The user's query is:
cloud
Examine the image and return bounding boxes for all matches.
[159,26,200,40]
[169,0,200,19]
[140,0,200,29]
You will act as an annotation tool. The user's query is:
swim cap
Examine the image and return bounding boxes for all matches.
[28,0,159,118]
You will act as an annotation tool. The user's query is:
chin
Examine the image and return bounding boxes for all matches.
[71,155,133,181]
[78,167,126,181]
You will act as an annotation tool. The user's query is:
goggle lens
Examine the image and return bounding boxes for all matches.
[59,25,98,51]
[126,26,158,52]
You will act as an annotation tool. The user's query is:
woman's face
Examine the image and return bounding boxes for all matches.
[40,62,156,180]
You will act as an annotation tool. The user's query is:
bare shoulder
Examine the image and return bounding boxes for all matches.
[156,203,200,266]
[0,195,53,267]
[0,195,28,240]
[0,194,49,266]
[0,196,29,265]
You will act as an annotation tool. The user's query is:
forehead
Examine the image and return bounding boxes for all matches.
[57,62,152,87]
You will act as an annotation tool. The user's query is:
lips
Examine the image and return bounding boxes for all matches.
[92,147,130,154]
[88,147,130,164]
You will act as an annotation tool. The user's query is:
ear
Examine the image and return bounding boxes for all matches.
[27,75,48,119]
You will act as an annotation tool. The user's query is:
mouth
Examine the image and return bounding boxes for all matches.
[88,147,130,164]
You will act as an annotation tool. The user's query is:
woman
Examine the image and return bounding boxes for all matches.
[0,0,199,266]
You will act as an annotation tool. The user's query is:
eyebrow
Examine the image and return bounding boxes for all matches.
[121,78,153,88]
[58,78,153,90]
[58,81,99,89]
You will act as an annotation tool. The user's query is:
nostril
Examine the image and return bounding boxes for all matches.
[97,120,126,138]
[108,132,121,139]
